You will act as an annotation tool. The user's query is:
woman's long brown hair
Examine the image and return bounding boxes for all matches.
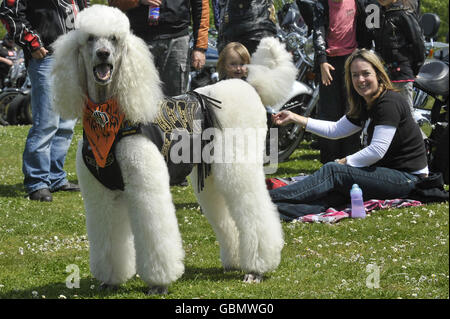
[344,49,396,119]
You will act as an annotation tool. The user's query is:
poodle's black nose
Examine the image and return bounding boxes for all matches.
[96,48,110,61]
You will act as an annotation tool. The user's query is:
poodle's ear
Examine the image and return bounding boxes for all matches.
[114,33,163,124]
[51,30,86,120]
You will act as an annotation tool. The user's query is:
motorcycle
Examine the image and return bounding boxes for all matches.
[187,0,318,162]
[413,12,449,128]
[413,13,449,183]
[267,0,319,162]
[0,74,32,126]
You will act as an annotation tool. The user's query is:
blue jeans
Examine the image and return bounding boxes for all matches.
[22,56,76,194]
[269,162,419,220]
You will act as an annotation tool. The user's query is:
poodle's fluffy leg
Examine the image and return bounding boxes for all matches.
[212,159,284,276]
[116,136,184,288]
[190,167,240,270]
[195,82,284,277]
[212,163,283,274]
[76,142,136,286]
[204,124,284,277]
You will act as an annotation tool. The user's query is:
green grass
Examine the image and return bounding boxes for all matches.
[0,123,448,299]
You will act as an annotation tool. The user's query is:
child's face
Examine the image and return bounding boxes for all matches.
[377,0,396,7]
[224,50,248,79]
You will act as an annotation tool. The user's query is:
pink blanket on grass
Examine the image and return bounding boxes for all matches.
[298,199,423,223]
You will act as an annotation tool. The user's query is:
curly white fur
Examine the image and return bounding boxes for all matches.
[51,5,162,124]
[246,37,298,107]
[51,5,288,293]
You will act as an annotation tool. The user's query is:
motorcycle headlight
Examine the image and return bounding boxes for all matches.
[301,34,315,67]
[285,32,302,52]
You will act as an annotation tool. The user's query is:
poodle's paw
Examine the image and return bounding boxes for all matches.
[243,273,263,284]
[148,285,168,295]
[99,282,119,291]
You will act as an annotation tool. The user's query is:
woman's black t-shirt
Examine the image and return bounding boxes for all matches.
[347,90,427,173]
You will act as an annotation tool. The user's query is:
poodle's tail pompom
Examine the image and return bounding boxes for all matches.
[246,37,297,108]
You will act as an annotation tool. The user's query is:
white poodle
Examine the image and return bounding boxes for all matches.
[51,5,296,294]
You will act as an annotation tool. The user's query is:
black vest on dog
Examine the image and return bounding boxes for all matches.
[82,91,221,191]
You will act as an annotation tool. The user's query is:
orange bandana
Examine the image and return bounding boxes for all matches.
[83,98,124,168]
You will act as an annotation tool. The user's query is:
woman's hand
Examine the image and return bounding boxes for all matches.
[334,157,347,165]
[272,110,307,127]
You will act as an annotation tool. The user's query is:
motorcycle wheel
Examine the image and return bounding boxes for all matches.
[0,90,20,124]
[5,94,26,125]
[270,94,313,163]
[430,125,449,184]
[19,94,32,125]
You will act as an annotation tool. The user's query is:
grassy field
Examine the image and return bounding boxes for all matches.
[0,123,448,300]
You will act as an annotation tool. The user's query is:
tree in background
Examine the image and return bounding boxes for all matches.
[421,0,449,41]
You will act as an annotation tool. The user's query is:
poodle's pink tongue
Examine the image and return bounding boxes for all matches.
[95,64,111,80]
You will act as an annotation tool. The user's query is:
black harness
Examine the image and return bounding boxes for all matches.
[82,91,221,191]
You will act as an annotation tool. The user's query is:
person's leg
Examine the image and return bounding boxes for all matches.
[270,162,420,204]
[48,116,77,191]
[276,196,343,220]
[149,36,190,97]
[23,56,72,196]
[336,55,360,159]
[317,56,345,164]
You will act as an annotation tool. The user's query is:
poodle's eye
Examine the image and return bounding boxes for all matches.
[87,35,95,42]
[110,35,117,42]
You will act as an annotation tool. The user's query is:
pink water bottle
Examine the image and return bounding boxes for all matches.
[148,5,160,25]
[350,184,366,218]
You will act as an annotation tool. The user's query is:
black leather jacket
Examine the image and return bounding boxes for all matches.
[373,1,425,77]
[0,0,89,59]
[218,0,277,41]
[312,0,371,68]
[109,0,209,51]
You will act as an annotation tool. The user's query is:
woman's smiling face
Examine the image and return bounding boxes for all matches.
[350,58,379,103]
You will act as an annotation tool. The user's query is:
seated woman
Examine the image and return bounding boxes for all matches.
[216,42,250,80]
[270,49,428,219]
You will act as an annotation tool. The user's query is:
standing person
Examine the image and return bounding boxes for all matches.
[216,0,277,54]
[312,0,371,164]
[0,0,89,202]
[211,0,220,31]
[269,49,429,219]
[374,0,425,115]
[0,34,21,87]
[109,0,209,97]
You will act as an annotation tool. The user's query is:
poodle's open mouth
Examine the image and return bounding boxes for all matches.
[93,63,113,83]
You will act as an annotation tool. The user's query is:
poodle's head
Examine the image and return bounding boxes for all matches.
[52,5,162,124]
[75,5,129,87]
